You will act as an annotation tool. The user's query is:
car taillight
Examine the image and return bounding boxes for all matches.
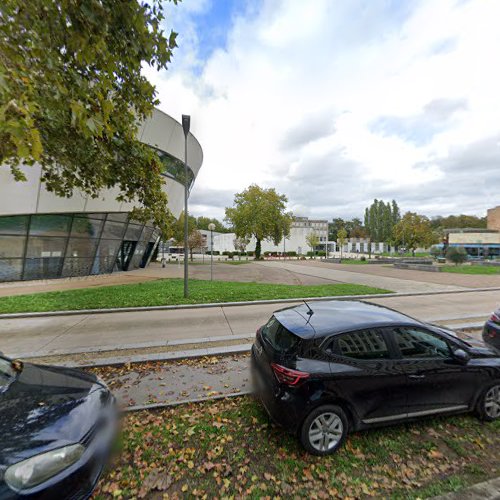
[490,312,500,325]
[271,363,310,386]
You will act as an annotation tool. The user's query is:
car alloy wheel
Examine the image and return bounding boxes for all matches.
[308,413,343,452]
[484,385,500,419]
[300,405,348,455]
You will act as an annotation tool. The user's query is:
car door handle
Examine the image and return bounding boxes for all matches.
[409,374,426,379]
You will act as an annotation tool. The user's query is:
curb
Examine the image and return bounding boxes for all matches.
[1,287,500,319]
[51,343,253,368]
[124,390,253,413]
[432,476,500,499]
[16,333,254,359]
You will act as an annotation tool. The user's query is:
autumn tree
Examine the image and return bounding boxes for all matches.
[392,212,437,255]
[233,236,250,260]
[187,230,204,261]
[225,185,292,260]
[306,231,320,258]
[337,227,348,260]
[0,0,179,232]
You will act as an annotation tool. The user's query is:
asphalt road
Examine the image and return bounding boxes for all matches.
[1,289,497,358]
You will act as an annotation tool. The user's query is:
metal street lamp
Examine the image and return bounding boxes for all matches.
[182,114,190,298]
[208,223,215,281]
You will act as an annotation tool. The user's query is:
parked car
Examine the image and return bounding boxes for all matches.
[0,354,116,499]
[251,300,500,455]
[483,309,500,350]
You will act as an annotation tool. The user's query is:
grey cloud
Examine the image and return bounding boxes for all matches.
[370,97,468,146]
[280,110,336,150]
[189,185,235,209]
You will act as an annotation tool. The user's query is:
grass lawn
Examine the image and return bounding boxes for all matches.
[442,265,500,275]
[94,396,500,499]
[223,260,252,265]
[0,279,390,314]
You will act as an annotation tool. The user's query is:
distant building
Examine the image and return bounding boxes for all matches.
[211,216,332,254]
[445,206,500,259]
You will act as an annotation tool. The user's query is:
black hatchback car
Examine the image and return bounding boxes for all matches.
[251,300,500,455]
[483,308,500,349]
[0,355,116,499]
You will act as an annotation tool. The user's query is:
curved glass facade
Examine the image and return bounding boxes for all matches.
[154,148,195,189]
[0,213,160,282]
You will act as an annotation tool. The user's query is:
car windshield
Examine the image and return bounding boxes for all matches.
[0,357,15,388]
[261,316,299,353]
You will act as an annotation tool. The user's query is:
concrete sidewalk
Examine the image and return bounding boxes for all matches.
[1,289,497,358]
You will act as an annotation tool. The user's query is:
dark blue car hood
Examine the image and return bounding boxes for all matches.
[0,362,105,467]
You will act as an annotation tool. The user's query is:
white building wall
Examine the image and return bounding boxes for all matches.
[0,109,203,219]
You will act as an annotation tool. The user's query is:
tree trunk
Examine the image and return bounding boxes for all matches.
[190,248,193,261]
[255,239,261,260]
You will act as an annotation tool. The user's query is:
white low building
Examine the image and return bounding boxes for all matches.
[212,217,335,254]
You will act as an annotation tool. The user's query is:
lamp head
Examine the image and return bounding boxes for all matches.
[182,114,191,137]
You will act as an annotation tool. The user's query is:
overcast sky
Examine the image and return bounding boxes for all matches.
[145,0,500,222]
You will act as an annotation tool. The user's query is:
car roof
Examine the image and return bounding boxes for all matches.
[273,300,423,339]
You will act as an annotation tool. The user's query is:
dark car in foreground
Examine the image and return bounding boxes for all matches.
[483,309,500,350]
[0,355,116,499]
[251,300,500,455]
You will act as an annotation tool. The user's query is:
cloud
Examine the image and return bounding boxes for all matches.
[149,0,500,221]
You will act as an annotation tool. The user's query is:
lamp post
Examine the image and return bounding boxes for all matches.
[182,114,190,298]
[208,223,215,281]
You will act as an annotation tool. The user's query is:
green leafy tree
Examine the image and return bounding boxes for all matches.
[195,216,229,233]
[392,212,437,255]
[0,0,179,232]
[172,211,196,248]
[445,246,468,266]
[306,231,320,258]
[329,218,345,241]
[224,185,292,260]
[430,214,487,231]
[346,218,367,238]
[337,227,348,260]
[364,199,400,243]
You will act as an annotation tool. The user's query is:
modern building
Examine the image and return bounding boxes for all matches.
[0,109,203,281]
[445,206,500,259]
[211,216,332,255]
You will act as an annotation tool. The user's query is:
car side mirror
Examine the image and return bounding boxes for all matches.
[453,349,470,365]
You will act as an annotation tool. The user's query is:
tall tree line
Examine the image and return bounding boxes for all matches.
[364,199,401,243]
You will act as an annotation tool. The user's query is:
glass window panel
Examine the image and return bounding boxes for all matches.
[23,258,62,280]
[91,256,116,275]
[26,237,66,258]
[66,238,98,257]
[95,239,121,258]
[335,330,391,360]
[392,327,451,359]
[0,259,23,281]
[124,224,144,241]
[142,227,154,243]
[62,258,93,277]
[70,217,103,238]
[101,220,126,239]
[0,215,29,235]
[30,215,72,237]
[74,212,106,220]
[107,213,129,222]
[0,236,25,258]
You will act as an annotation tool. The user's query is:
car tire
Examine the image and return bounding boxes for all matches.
[300,404,348,456]
[476,383,500,421]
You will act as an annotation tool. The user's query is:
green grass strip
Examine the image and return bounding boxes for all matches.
[0,278,391,314]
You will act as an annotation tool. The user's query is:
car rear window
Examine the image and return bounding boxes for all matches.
[262,316,299,352]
